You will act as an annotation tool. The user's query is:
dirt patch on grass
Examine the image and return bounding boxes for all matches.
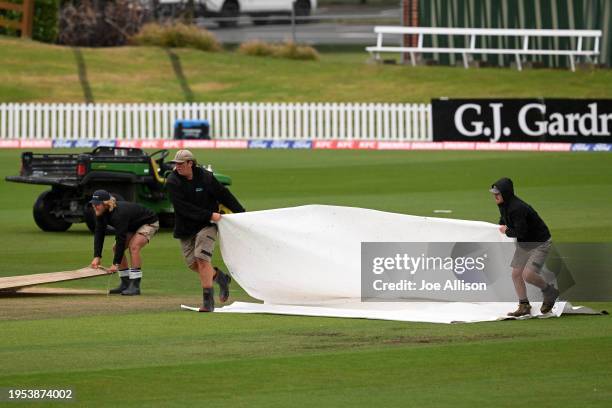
[290,331,521,352]
[307,331,343,337]
[382,333,515,345]
[191,82,231,92]
[15,74,81,84]
[0,292,202,321]
[88,72,169,83]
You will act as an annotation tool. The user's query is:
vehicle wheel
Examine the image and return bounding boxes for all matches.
[84,192,124,234]
[294,0,311,22]
[33,190,72,232]
[218,0,239,27]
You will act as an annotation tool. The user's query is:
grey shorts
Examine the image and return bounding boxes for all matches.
[180,225,217,266]
[511,239,552,271]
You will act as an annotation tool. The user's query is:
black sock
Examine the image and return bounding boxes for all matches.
[519,299,530,305]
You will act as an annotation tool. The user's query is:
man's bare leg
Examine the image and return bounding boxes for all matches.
[511,267,528,300]
[128,234,148,270]
[189,260,220,282]
[524,265,559,313]
[122,233,147,296]
[195,258,215,288]
[508,267,532,317]
[109,234,133,294]
[522,266,547,290]
[113,242,130,270]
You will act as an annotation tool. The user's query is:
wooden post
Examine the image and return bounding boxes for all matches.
[402,0,419,64]
[402,0,408,64]
[21,0,34,38]
[0,0,34,38]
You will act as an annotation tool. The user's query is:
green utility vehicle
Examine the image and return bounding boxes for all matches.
[5,147,232,232]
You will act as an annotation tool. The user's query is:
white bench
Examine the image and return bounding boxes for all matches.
[366,26,602,72]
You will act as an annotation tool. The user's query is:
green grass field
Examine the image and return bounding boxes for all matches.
[2,35,612,103]
[1,148,611,407]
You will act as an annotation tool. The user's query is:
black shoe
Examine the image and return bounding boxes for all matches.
[214,267,231,302]
[541,285,560,314]
[200,287,214,312]
[109,276,130,294]
[121,278,141,296]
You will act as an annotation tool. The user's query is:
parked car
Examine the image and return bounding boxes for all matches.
[153,0,316,27]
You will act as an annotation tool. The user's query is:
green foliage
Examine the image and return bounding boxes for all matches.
[130,23,221,52]
[2,35,612,104]
[32,0,59,43]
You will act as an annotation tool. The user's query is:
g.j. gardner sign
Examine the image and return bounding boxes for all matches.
[432,99,612,143]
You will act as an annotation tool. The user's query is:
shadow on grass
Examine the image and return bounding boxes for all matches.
[165,48,194,102]
[73,47,94,103]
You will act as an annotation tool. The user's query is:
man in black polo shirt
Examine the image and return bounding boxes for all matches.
[166,150,245,312]
[490,177,559,317]
[90,190,159,296]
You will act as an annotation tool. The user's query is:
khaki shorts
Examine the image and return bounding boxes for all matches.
[511,239,552,271]
[136,221,159,242]
[180,225,217,266]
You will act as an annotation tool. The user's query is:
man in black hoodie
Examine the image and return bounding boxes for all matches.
[90,190,159,295]
[166,150,245,312]
[490,177,559,317]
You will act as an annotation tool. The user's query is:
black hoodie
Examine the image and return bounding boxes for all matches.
[166,166,245,239]
[492,177,551,244]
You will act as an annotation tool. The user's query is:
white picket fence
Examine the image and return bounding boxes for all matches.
[0,102,433,141]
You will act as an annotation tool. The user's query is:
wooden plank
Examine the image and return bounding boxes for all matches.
[0,1,24,12]
[0,267,112,291]
[0,16,21,30]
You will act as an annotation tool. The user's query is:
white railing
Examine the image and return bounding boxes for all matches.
[0,102,433,141]
[366,26,602,71]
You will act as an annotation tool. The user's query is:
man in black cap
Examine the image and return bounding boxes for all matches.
[490,178,559,317]
[90,190,159,295]
[166,150,245,312]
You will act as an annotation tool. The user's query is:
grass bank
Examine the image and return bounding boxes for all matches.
[1,35,611,103]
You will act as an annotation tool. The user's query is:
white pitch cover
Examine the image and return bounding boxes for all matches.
[214,205,597,323]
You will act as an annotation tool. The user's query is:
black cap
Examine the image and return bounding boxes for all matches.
[90,189,111,205]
